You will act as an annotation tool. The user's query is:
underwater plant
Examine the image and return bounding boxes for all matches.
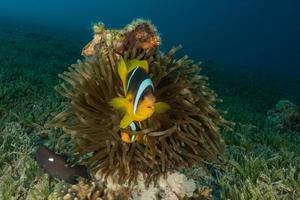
[48,19,227,188]
[220,123,300,200]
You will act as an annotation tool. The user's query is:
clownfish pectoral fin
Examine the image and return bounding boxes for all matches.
[117,57,128,93]
[120,114,133,129]
[155,102,171,114]
[127,59,149,73]
[110,97,127,112]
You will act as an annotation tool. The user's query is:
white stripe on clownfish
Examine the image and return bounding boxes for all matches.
[129,121,138,142]
[126,67,140,93]
[133,78,154,114]
[129,121,137,131]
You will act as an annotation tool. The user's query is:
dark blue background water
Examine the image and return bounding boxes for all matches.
[0,0,299,75]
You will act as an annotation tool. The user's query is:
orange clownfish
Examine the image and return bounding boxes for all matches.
[120,121,141,143]
[110,57,170,131]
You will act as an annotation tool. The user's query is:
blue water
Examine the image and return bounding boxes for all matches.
[1,0,299,76]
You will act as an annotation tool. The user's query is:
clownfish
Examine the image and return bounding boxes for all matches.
[120,121,141,143]
[110,57,170,131]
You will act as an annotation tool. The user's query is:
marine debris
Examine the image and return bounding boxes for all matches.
[48,19,228,198]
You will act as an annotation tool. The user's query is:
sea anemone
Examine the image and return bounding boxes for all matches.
[48,19,227,186]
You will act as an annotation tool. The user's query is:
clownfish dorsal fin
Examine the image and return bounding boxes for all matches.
[127,59,149,73]
[117,57,128,94]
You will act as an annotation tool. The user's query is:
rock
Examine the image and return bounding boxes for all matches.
[265,100,300,133]
[53,171,207,200]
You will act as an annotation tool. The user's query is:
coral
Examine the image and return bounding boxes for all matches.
[82,19,160,57]
[265,100,300,133]
[48,19,227,186]
[51,179,131,200]
[55,171,211,200]
[283,106,300,132]
[165,172,196,197]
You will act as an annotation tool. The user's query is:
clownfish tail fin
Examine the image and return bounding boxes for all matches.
[127,59,149,73]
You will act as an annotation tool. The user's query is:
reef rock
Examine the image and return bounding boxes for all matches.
[53,171,212,200]
[265,100,300,133]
